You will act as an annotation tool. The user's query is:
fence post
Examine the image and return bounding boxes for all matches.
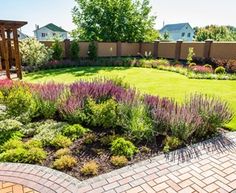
[64,39,71,59]
[117,41,122,57]
[175,40,183,60]
[154,40,160,58]
[139,42,143,56]
[204,39,213,59]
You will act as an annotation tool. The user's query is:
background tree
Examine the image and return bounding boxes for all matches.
[72,0,158,42]
[52,39,63,60]
[194,25,236,41]
[70,40,80,60]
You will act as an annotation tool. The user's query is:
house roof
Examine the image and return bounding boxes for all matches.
[36,23,67,32]
[160,23,191,32]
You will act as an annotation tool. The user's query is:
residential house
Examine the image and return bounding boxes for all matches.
[160,23,194,41]
[34,23,67,41]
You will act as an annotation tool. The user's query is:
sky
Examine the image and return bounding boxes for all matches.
[1,0,236,36]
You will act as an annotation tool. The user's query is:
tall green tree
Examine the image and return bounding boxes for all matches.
[194,25,236,41]
[72,0,158,42]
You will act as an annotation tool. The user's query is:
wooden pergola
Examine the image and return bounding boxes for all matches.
[0,20,27,79]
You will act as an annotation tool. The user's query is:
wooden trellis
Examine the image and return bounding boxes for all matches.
[0,20,27,79]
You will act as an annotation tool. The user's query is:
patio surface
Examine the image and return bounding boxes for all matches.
[0,132,236,193]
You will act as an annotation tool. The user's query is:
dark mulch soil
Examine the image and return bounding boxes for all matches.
[41,131,163,181]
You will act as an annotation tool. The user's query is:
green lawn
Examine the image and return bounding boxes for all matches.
[24,67,236,130]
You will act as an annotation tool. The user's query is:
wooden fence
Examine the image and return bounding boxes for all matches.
[41,40,236,60]
[1,40,236,62]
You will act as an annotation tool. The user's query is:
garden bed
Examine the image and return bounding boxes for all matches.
[0,78,233,180]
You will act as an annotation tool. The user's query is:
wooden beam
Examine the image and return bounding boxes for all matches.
[0,27,10,79]
[13,27,22,79]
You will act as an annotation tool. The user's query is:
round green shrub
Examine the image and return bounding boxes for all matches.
[110,156,128,167]
[55,148,71,158]
[1,139,24,152]
[50,135,72,149]
[24,139,43,149]
[80,161,99,176]
[215,66,226,74]
[53,155,77,170]
[204,64,212,69]
[25,147,47,164]
[62,124,88,141]
[5,85,37,120]
[111,137,138,158]
[189,63,196,68]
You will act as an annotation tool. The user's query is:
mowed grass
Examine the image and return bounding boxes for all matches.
[24,67,236,130]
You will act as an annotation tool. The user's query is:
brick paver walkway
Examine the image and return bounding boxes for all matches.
[0,181,38,193]
[0,132,236,193]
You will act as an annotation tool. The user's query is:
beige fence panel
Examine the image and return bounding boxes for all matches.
[211,42,236,59]
[78,42,89,58]
[121,43,139,56]
[180,42,205,59]
[158,42,176,58]
[98,42,117,57]
[141,43,154,56]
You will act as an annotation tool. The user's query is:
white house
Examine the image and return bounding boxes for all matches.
[160,23,194,41]
[34,23,68,41]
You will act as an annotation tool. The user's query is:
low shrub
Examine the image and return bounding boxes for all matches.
[5,85,37,121]
[50,135,72,149]
[191,65,213,74]
[110,156,128,167]
[188,94,233,137]
[24,139,43,149]
[1,139,24,152]
[33,120,66,146]
[62,124,89,141]
[24,148,47,164]
[53,155,77,170]
[80,161,99,176]
[204,64,212,69]
[226,60,236,73]
[100,134,119,146]
[55,148,71,158]
[215,66,226,74]
[163,136,182,153]
[0,119,23,145]
[111,137,138,158]
[0,148,28,163]
[83,133,97,145]
[0,146,47,164]
[140,146,151,154]
[86,98,118,129]
[144,95,203,142]
[188,63,196,68]
[118,103,154,141]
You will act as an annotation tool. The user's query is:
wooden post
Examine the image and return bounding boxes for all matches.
[153,40,160,59]
[117,41,122,57]
[175,40,183,60]
[6,30,13,69]
[1,27,10,79]
[13,27,22,79]
[204,39,213,59]
[139,42,142,56]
